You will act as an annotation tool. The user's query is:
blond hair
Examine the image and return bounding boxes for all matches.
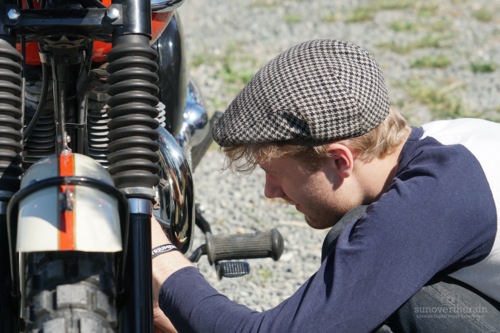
[223,106,409,173]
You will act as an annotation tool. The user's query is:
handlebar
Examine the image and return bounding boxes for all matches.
[206,229,284,265]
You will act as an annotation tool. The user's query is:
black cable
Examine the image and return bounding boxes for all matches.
[26,0,34,9]
[23,50,49,142]
[40,0,46,9]
[65,92,78,101]
[21,35,26,143]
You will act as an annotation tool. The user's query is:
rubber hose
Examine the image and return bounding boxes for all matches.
[23,62,49,142]
[105,41,161,188]
[0,40,23,191]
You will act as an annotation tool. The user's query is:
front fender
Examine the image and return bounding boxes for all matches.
[16,154,122,253]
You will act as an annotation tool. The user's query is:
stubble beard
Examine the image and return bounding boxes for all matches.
[303,188,363,230]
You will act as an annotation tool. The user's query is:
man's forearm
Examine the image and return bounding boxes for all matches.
[151,218,193,302]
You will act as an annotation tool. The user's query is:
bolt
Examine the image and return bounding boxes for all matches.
[8,9,20,21]
[66,134,71,143]
[106,7,120,21]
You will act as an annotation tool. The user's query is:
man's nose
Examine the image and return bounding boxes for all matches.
[264,174,285,199]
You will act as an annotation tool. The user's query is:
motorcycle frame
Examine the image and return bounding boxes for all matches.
[0,1,184,331]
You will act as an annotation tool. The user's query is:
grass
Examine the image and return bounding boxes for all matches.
[247,267,273,287]
[207,97,228,110]
[470,62,497,73]
[377,34,453,53]
[388,21,419,32]
[410,55,452,68]
[387,18,450,33]
[217,44,259,86]
[284,209,302,216]
[371,0,416,10]
[345,7,376,22]
[257,267,273,280]
[376,41,413,54]
[345,0,419,24]
[244,209,266,226]
[396,77,470,119]
[284,13,302,24]
[322,12,336,23]
[429,19,451,32]
[247,0,280,9]
[193,43,261,113]
[190,48,216,68]
[472,9,493,22]
[417,2,439,17]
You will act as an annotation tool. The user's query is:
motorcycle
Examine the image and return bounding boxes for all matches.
[0,0,284,332]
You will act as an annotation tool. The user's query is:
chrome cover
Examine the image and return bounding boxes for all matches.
[151,0,185,12]
[176,79,209,149]
[155,126,194,253]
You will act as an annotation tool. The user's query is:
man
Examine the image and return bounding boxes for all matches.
[151,40,500,332]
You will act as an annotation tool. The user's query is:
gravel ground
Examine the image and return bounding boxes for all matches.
[176,0,500,311]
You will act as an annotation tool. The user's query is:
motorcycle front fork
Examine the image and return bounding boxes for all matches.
[0,0,161,331]
[106,1,159,332]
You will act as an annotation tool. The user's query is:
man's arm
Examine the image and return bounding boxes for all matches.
[151,219,192,333]
[151,219,192,296]
[152,145,497,333]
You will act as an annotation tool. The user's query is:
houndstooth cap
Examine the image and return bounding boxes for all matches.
[212,39,391,147]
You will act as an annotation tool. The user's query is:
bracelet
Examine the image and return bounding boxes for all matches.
[152,244,179,259]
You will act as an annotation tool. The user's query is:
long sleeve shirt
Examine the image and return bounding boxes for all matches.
[159,118,500,332]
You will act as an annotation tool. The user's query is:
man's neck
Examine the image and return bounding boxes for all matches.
[355,126,412,204]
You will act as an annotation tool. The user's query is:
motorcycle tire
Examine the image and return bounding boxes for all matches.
[25,252,118,333]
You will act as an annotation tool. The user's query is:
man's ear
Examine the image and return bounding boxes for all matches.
[324,143,354,179]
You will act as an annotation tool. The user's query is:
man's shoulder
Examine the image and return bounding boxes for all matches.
[420,118,500,144]
[400,118,500,178]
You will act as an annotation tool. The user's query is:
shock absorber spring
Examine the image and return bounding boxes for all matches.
[0,40,23,191]
[87,79,111,166]
[105,39,161,189]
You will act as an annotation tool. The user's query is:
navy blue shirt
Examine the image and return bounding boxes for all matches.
[159,119,499,332]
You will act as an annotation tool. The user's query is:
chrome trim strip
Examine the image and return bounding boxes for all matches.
[151,0,185,12]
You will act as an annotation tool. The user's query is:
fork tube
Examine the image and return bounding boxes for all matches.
[121,200,154,333]
[110,1,156,332]
[114,0,152,38]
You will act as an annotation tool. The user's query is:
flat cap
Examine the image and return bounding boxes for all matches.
[212,39,391,147]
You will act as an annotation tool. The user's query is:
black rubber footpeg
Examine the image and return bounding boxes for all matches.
[216,261,250,279]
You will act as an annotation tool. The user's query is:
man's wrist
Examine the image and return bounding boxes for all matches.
[152,250,193,298]
[152,244,179,259]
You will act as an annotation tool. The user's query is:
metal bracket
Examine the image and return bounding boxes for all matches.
[59,188,74,212]
[4,6,123,35]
